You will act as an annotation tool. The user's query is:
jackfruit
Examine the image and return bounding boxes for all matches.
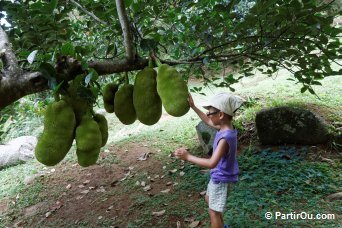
[133,67,162,125]
[93,113,108,147]
[65,75,92,124]
[75,115,102,167]
[35,100,76,166]
[62,95,90,125]
[157,64,190,117]
[103,83,118,113]
[114,84,136,125]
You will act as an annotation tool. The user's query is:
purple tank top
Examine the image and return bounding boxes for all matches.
[210,129,239,183]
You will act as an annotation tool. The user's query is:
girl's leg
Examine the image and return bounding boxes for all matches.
[208,208,223,228]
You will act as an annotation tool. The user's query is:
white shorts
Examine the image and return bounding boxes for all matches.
[206,179,234,213]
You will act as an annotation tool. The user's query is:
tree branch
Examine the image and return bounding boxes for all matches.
[116,0,135,62]
[69,0,108,25]
[0,26,20,77]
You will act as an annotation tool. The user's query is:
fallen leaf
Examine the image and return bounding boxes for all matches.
[177,221,181,228]
[179,171,185,177]
[141,181,146,187]
[106,205,113,212]
[152,210,165,216]
[173,182,178,186]
[169,169,177,174]
[321,157,334,164]
[98,186,106,192]
[166,182,173,186]
[83,180,90,184]
[80,190,89,194]
[200,191,207,196]
[143,185,152,191]
[137,152,151,161]
[160,189,170,193]
[45,211,52,218]
[98,216,103,220]
[110,180,118,187]
[189,221,200,228]
[89,186,96,190]
[76,196,84,200]
[78,185,85,188]
[66,184,72,189]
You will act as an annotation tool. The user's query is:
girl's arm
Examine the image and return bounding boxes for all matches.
[175,139,228,169]
[188,94,220,130]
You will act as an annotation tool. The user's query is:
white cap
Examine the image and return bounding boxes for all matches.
[202,92,245,116]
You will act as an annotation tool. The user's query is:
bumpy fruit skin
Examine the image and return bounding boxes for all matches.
[103,83,118,113]
[75,115,102,167]
[133,67,162,125]
[93,113,108,147]
[35,100,76,166]
[65,76,92,125]
[114,84,136,125]
[157,64,190,117]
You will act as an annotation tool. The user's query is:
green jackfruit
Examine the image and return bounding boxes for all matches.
[93,113,108,147]
[65,75,92,124]
[75,115,102,167]
[157,64,190,117]
[62,95,90,125]
[103,83,118,113]
[133,67,162,125]
[114,84,136,125]
[35,100,76,166]
[77,148,101,167]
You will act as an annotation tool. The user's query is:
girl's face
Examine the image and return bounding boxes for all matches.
[206,107,221,124]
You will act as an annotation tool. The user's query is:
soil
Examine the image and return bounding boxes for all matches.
[5,142,208,227]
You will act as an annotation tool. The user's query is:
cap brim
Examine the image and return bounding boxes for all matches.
[201,101,212,110]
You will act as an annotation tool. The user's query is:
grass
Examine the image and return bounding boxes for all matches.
[0,72,341,227]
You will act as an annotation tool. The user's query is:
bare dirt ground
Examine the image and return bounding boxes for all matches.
[4,141,208,227]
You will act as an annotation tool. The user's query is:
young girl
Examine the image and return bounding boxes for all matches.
[174,92,244,228]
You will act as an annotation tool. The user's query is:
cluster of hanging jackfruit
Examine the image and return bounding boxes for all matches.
[35,76,108,167]
[103,61,189,125]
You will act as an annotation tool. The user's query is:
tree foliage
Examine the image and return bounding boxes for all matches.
[0,0,341,109]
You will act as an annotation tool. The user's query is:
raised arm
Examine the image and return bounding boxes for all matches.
[188,93,220,130]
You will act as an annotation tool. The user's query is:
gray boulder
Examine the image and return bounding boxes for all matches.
[196,121,217,155]
[0,136,37,168]
[256,106,329,145]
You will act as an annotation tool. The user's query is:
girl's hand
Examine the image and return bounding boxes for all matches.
[187,93,195,108]
[174,147,190,161]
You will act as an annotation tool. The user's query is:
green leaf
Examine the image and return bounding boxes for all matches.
[124,0,133,7]
[61,42,75,56]
[311,81,322,86]
[300,86,308,93]
[39,62,56,79]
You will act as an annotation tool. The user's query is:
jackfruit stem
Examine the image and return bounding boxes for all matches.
[125,72,129,85]
[54,93,60,102]
[155,58,162,67]
[148,56,154,68]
